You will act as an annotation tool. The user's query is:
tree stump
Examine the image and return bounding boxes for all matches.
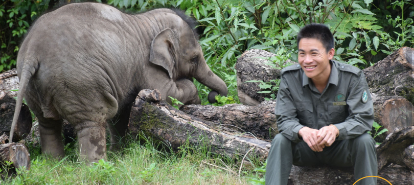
[235,49,295,105]
[181,100,278,141]
[0,134,30,171]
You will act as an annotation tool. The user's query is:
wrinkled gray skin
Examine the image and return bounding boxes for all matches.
[10,3,228,163]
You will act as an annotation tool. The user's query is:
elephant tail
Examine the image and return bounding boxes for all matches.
[9,57,38,142]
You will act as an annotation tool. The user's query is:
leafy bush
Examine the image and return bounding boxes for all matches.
[0,0,52,72]
[2,0,413,103]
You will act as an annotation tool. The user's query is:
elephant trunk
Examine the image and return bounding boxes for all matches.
[194,61,228,97]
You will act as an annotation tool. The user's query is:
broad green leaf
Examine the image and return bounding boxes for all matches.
[123,0,129,8]
[288,23,300,33]
[244,2,255,13]
[215,7,221,25]
[371,50,377,56]
[364,0,373,6]
[373,36,379,50]
[336,48,344,55]
[348,38,356,50]
[351,9,374,15]
[262,7,271,24]
[351,2,363,9]
[200,35,220,45]
[131,0,138,7]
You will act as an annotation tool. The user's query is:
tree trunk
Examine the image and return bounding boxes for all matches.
[0,134,31,171]
[128,89,270,160]
[180,100,278,141]
[0,90,32,142]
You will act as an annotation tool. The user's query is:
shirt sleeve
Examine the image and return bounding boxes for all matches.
[275,75,304,143]
[334,72,374,140]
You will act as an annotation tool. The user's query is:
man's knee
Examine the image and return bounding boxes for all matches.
[271,134,291,148]
[352,133,376,152]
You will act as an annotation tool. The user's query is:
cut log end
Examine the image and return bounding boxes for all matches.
[0,134,30,171]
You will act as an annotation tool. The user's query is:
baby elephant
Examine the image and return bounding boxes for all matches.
[10,3,227,163]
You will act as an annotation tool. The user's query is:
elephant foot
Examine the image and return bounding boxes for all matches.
[77,123,107,164]
[39,121,65,158]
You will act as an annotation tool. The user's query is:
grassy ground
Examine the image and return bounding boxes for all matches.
[0,135,263,184]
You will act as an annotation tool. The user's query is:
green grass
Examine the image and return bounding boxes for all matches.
[1,135,258,184]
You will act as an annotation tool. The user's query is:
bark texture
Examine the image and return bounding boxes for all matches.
[181,100,278,141]
[235,49,295,105]
[364,47,414,102]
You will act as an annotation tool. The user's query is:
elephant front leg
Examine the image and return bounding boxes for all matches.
[76,122,106,164]
[166,78,200,105]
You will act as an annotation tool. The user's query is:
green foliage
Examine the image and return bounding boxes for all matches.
[168,96,184,109]
[369,121,388,139]
[246,79,280,100]
[0,0,51,72]
[212,95,237,106]
[247,161,266,185]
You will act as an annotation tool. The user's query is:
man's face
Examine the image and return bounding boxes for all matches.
[298,38,334,82]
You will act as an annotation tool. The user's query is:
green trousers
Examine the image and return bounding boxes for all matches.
[265,133,377,185]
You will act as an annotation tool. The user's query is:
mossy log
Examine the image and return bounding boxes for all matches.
[128,89,270,159]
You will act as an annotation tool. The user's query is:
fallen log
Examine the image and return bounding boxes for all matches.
[0,134,30,171]
[128,89,270,159]
[0,90,32,142]
[181,101,278,141]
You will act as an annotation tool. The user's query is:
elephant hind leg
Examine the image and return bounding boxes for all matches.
[75,121,107,164]
[38,117,65,158]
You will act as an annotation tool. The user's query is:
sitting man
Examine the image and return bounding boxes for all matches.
[265,24,377,185]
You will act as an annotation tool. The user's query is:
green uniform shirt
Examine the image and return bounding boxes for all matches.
[275,60,374,143]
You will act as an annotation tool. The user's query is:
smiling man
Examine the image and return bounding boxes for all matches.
[265,24,377,185]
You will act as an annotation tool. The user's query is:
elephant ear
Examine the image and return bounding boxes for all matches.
[150,28,179,79]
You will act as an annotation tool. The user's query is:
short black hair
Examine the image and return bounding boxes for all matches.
[297,24,334,53]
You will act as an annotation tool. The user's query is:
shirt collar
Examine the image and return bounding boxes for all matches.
[302,60,339,87]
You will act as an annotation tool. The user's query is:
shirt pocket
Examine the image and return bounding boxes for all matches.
[295,101,314,125]
[328,104,348,124]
